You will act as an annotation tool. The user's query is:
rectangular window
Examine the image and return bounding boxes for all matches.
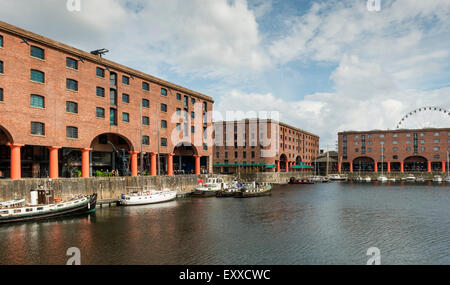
[66,126,78,139]
[0,35,3,47]
[161,88,167,96]
[160,120,167,128]
[96,67,105,77]
[191,98,195,105]
[191,126,195,133]
[30,94,44,108]
[122,112,129,122]
[66,79,78,91]
[191,112,195,119]
[122,76,130,85]
[142,82,150,91]
[176,108,181,116]
[31,69,45,83]
[184,96,188,107]
[176,123,181,131]
[142,99,149,108]
[30,46,44,59]
[142,116,149,126]
[122,93,129,103]
[66,101,78,113]
[110,72,117,86]
[110,89,117,105]
[176,93,181,100]
[142,136,149,145]
[161,104,167,112]
[96,107,105,118]
[0,88,3,101]
[96,87,105,97]
[161,138,167,147]
[66,57,78,70]
[110,108,117,126]
[0,60,3,74]
[31,122,45,136]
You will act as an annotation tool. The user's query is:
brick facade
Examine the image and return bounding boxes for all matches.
[0,21,213,179]
[213,119,320,173]
[338,128,450,173]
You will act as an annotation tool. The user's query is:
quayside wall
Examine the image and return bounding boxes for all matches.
[0,172,309,202]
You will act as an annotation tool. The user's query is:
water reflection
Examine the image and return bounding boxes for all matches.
[0,183,449,265]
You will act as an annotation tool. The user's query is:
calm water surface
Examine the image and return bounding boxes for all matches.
[1,182,449,265]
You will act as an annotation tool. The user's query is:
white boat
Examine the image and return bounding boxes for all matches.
[364,176,372,182]
[191,177,227,197]
[405,174,416,182]
[432,175,443,183]
[377,176,388,182]
[445,176,450,183]
[0,198,25,209]
[120,187,177,206]
[328,174,348,181]
[388,178,396,182]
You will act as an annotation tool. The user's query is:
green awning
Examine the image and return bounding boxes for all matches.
[266,164,276,168]
[292,165,312,169]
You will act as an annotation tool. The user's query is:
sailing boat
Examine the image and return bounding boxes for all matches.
[377,143,388,182]
[445,151,450,182]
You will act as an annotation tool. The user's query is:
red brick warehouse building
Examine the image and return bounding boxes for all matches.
[213,119,320,173]
[0,21,214,180]
[337,128,450,174]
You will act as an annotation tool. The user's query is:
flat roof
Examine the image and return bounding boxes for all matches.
[214,118,320,138]
[0,20,214,103]
[338,127,450,135]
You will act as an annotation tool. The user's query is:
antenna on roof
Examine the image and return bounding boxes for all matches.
[90,48,109,57]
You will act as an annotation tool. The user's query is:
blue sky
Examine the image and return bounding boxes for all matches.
[1,0,449,148]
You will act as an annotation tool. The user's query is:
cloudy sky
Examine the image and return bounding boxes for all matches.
[1,0,449,148]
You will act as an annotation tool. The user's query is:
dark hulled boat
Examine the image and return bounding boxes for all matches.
[234,183,272,198]
[0,187,97,224]
[288,177,314,184]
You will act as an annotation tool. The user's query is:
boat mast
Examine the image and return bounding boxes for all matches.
[381,142,384,176]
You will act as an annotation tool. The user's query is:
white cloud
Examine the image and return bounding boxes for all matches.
[0,0,269,78]
[1,0,449,149]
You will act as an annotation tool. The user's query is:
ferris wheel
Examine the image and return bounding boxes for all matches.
[396,106,450,129]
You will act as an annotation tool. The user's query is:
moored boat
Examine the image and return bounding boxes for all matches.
[288,177,314,184]
[191,177,227,197]
[432,175,443,183]
[445,176,450,183]
[377,175,388,182]
[405,174,416,182]
[328,174,348,181]
[0,186,97,224]
[234,182,272,198]
[364,176,372,182]
[120,186,177,206]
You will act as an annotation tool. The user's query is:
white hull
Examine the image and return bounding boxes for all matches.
[377,176,388,182]
[120,191,177,206]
